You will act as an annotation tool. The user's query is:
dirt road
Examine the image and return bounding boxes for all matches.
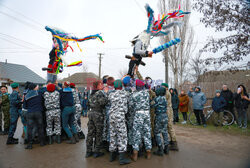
[0,118,249,168]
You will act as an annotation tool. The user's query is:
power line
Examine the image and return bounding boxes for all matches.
[0,11,46,35]
[0,3,43,27]
[0,33,47,49]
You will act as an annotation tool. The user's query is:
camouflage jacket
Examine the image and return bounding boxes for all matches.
[10,90,22,109]
[43,90,60,110]
[130,90,150,111]
[88,90,108,113]
[152,96,167,115]
[0,93,10,108]
[72,88,81,105]
[108,89,129,115]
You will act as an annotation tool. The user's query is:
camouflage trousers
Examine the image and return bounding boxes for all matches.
[132,110,152,151]
[73,104,82,133]
[102,108,110,142]
[154,113,169,146]
[167,107,177,142]
[86,112,104,153]
[109,112,127,153]
[150,108,155,138]
[0,106,10,130]
[45,109,61,136]
[127,111,135,145]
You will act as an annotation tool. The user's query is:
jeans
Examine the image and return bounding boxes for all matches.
[26,112,45,143]
[8,108,19,138]
[47,73,57,83]
[82,109,88,116]
[181,112,187,121]
[173,108,179,123]
[62,106,77,138]
[194,109,206,125]
[237,108,247,128]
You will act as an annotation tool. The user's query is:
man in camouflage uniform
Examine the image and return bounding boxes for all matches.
[161,83,179,151]
[108,79,131,165]
[151,87,169,156]
[122,76,134,154]
[43,83,61,144]
[102,77,115,149]
[136,71,156,146]
[130,79,152,161]
[70,83,85,139]
[0,86,10,135]
[86,81,108,158]
[6,83,22,144]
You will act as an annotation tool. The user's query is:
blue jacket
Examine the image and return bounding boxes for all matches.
[188,91,207,110]
[60,87,74,109]
[9,90,22,110]
[212,96,227,113]
[23,90,44,113]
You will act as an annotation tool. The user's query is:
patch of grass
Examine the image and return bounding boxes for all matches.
[176,113,250,136]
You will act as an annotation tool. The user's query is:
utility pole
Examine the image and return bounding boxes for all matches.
[97,53,104,79]
[163,0,168,84]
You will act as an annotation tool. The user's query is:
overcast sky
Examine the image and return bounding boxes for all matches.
[0,0,247,84]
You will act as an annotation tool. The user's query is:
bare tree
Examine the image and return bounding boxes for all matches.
[159,0,195,89]
[189,50,207,85]
[82,63,88,72]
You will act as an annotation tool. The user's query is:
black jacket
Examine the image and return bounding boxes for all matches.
[221,89,234,108]
[234,93,249,109]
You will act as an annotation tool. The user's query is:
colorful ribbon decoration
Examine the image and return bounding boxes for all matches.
[152,38,181,54]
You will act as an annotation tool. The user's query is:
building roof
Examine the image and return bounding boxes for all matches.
[0,62,46,84]
[61,72,99,85]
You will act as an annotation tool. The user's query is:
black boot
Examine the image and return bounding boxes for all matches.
[6,137,18,145]
[3,128,9,135]
[119,152,131,165]
[24,139,28,144]
[0,128,4,135]
[40,139,46,147]
[48,136,53,145]
[85,151,93,158]
[93,151,104,158]
[73,133,79,143]
[12,137,18,141]
[56,135,61,144]
[109,152,117,162]
[164,145,169,154]
[127,145,133,155]
[153,145,164,156]
[169,141,179,151]
[78,131,85,139]
[66,136,76,144]
[25,143,32,149]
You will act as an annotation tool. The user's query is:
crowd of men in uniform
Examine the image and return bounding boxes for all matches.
[0,71,179,165]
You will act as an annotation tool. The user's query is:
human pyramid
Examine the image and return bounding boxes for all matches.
[3,3,191,166]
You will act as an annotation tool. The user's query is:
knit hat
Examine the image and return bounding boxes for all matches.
[69,83,75,88]
[10,82,19,89]
[47,84,56,92]
[107,77,115,86]
[156,86,166,96]
[215,90,221,94]
[122,76,131,86]
[136,79,145,87]
[64,81,70,87]
[28,83,37,90]
[114,79,122,89]
[161,83,169,88]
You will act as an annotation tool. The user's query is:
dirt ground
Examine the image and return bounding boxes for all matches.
[0,117,249,168]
